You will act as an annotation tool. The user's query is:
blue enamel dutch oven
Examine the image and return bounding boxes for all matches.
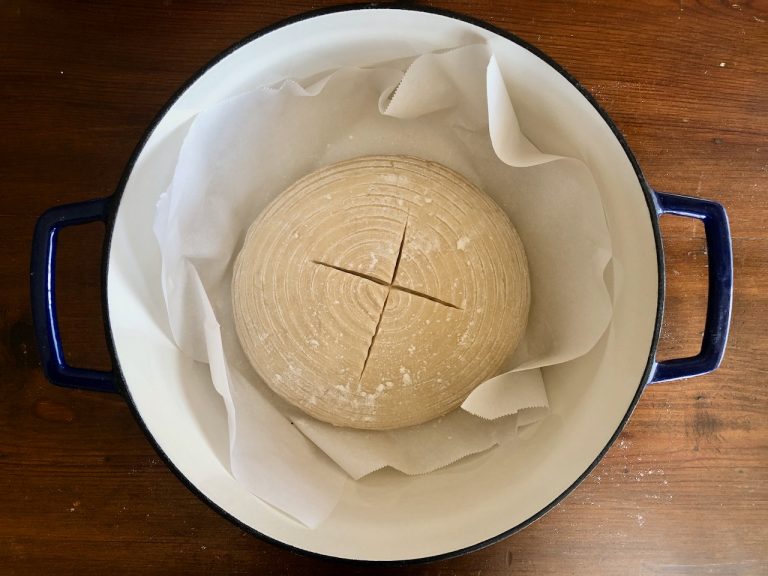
[30,4,733,564]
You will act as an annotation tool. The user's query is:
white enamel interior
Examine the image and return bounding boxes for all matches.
[106,9,659,561]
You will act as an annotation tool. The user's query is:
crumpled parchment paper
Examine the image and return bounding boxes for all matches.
[154,43,612,527]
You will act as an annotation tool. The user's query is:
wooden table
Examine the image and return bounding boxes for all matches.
[2,1,766,574]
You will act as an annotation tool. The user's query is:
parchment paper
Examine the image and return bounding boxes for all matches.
[154,44,612,528]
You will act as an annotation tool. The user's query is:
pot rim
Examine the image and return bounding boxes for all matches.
[99,3,664,565]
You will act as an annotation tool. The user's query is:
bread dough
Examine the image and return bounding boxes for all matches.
[232,156,529,430]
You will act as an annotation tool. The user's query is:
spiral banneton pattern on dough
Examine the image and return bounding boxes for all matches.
[232,156,529,430]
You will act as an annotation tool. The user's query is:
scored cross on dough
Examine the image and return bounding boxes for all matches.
[232,156,529,430]
[311,217,462,383]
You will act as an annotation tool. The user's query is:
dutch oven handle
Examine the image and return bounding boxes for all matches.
[650,191,733,384]
[30,198,118,393]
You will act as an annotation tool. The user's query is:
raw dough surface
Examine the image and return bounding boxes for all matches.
[233,156,529,429]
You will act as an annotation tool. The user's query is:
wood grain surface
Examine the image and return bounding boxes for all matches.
[1,1,766,574]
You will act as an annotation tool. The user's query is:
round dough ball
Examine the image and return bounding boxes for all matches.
[232,156,529,430]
